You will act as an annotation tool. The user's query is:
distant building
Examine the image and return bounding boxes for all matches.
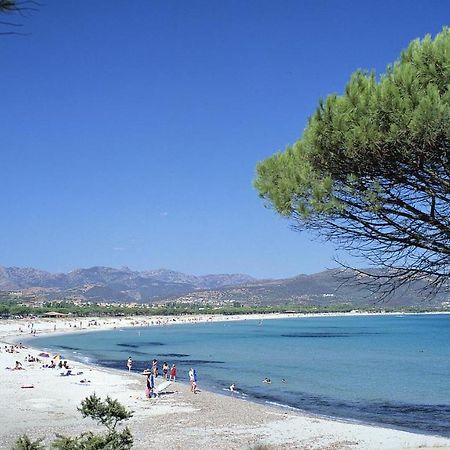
[42,311,68,317]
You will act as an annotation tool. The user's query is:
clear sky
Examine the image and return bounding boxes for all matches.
[0,1,448,278]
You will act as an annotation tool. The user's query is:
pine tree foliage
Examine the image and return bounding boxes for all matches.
[51,428,133,450]
[13,435,45,450]
[0,0,38,35]
[13,395,133,450]
[78,395,133,433]
[0,1,16,12]
[255,28,450,295]
[0,0,38,12]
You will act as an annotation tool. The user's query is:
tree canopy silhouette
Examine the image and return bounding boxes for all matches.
[255,28,450,296]
[0,0,38,35]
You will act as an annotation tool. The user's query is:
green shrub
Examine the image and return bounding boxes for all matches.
[12,435,45,450]
[13,395,133,450]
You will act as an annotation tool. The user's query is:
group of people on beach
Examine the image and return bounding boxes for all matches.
[143,359,178,398]
[126,356,198,397]
[150,358,177,381]
[127,357,177,381]
[3,343,25,353]
[24,354,40,363]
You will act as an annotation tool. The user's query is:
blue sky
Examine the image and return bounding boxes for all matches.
[0,1,448,278]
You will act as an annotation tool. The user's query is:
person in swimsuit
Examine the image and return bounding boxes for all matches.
[189,368,195,392]
[193,368,198,393]
[152,359,158,377]
[170,364,177,381]
[145,372,153,398]
[162,362,169,380]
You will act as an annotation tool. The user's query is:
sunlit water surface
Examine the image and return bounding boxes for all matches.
[31,314,450,436]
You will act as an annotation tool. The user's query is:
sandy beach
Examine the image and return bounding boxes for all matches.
[1,315,450,450]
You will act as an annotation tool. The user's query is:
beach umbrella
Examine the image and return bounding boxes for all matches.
[38,352,50,358]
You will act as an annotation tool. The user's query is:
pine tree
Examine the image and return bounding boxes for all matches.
[255,28,450,295]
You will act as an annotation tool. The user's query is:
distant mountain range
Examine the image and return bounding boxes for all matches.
[0,266,257,302]
[173,269,450,307]
[0,265,448,307]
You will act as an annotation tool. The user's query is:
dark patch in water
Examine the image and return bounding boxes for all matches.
[97,360,126,370]
[240,387,450,437]
[58,345,80,351]
[281,332,379,338]
[98,359,165,374]
[178,359,225,365]
[95,356,450,437]
[127,350,149,357]
[78,356,450,437]
[157,353,190,358]
[117,342,165,349]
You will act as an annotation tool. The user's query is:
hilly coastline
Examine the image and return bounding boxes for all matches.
[0,266,256,303]
[1,265,449,308]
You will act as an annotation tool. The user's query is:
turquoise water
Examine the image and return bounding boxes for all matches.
[31,314,450,436]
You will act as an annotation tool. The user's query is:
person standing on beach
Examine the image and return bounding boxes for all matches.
[193,368,198,393]
[150,371,158,398]
[162,361,169,380]
[170,364,177,381]
[145,373,152,398]
[189,368,198,393]
[145,370,156,398]
[189,368,195,392]
[152,359,158,377]
[127,356,133,372]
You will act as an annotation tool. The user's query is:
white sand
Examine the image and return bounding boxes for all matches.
[0,315,449,450]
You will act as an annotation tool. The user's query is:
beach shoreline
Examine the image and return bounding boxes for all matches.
[2,314,450,449]
[5,309,450,341]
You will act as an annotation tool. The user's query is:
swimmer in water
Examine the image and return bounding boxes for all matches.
[262,377,271,384]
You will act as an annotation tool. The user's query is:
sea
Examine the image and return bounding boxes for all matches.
[30,314,450,436]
